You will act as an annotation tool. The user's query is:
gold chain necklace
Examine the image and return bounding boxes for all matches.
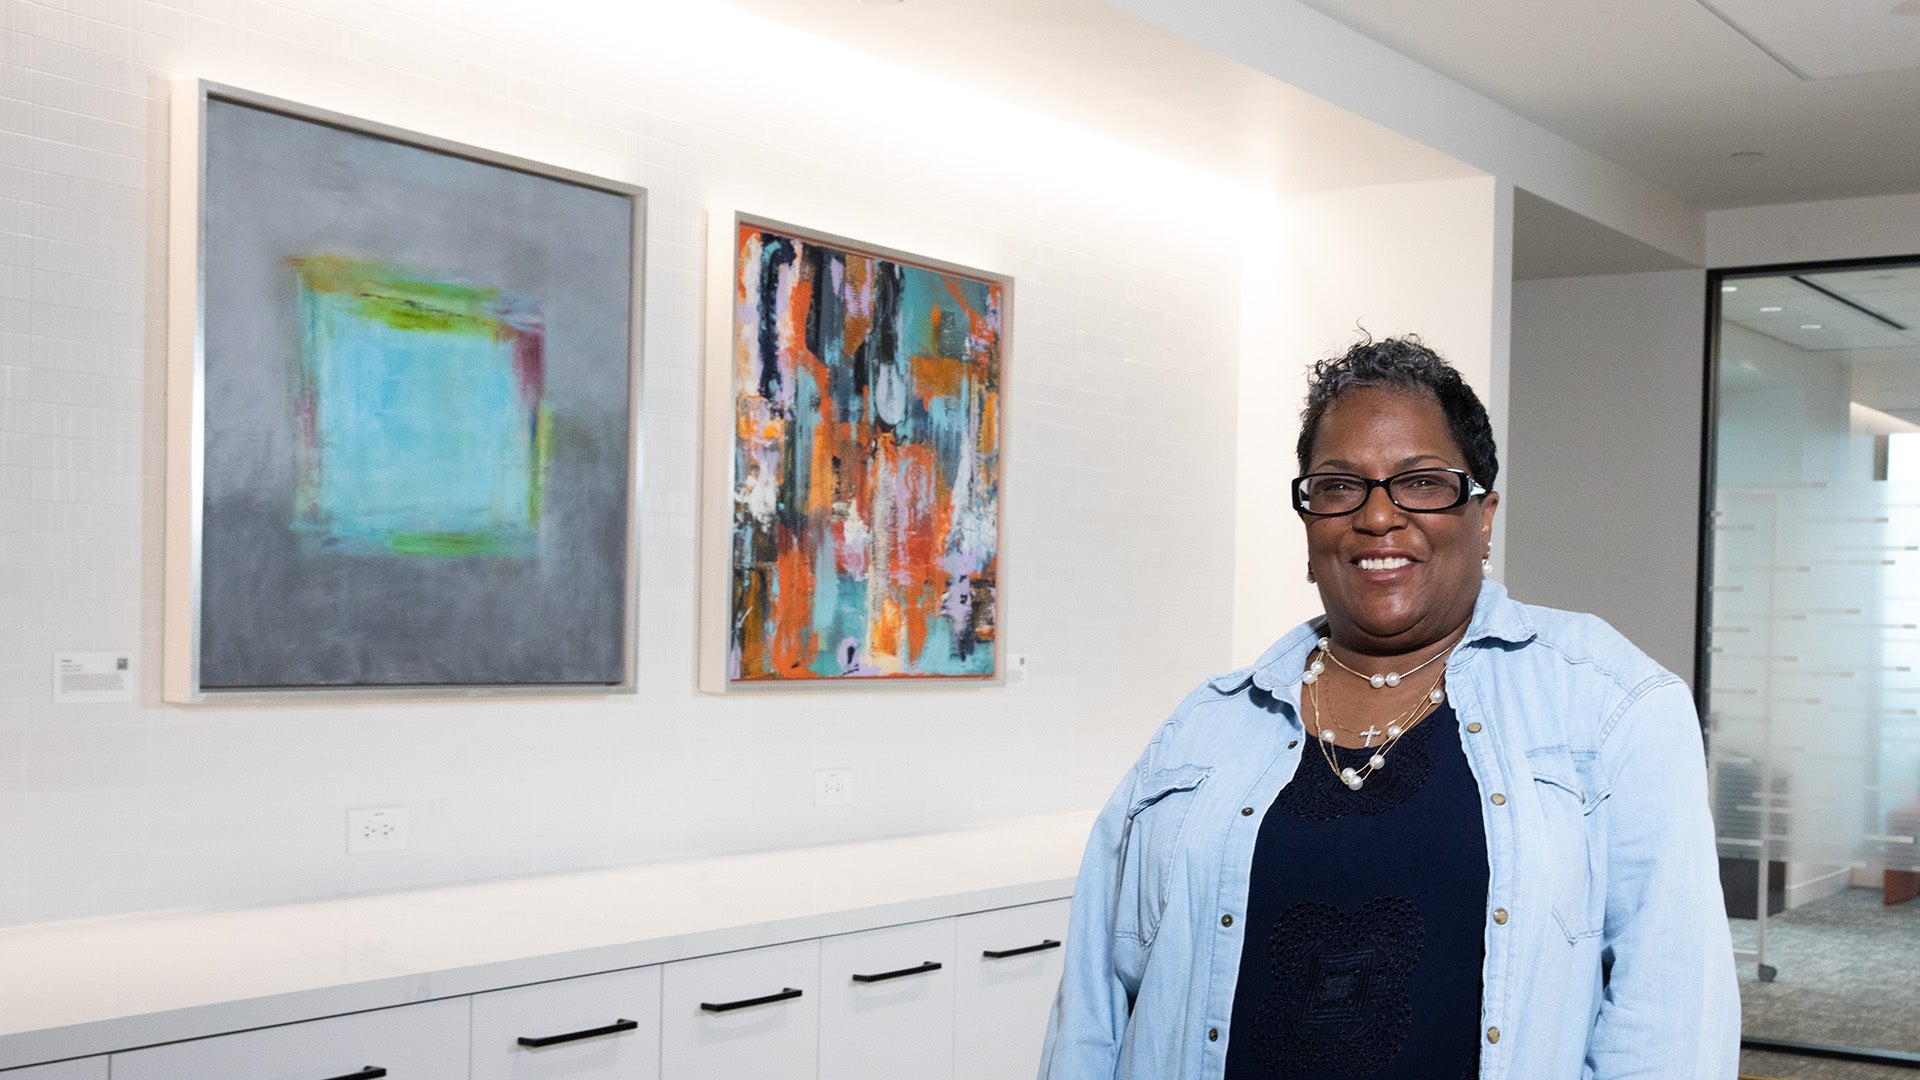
[1304,642,1454,791]
[1308,633,1457,689]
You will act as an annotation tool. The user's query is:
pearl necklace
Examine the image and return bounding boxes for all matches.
[1304,642,1454,791]
[1308,635,1456,689]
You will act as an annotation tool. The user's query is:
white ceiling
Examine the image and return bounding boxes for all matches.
[1698,0,1920,80]
[726,0,1920,276]
[1721,264,1920,352]
[1718,262,1920,424]
[1296,0,1920,209]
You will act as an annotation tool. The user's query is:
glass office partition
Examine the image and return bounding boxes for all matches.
[1704,259,1920,1065]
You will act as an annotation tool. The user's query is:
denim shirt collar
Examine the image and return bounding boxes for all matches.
[1225,577,1538,695]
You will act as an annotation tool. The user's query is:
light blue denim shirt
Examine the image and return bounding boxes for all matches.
[1039,579,1739,1079]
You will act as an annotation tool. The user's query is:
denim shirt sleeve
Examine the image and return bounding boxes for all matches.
[1036,736,1154,1080]
[1585,675,1741,1078]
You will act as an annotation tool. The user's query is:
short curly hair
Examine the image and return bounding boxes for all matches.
[1295,334,1498,490]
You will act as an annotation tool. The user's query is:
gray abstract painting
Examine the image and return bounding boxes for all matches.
[195,94,638,689]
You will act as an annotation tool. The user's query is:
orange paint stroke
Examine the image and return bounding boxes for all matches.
[768,541,818,677]
[873,594,903,660]
[799,351,835,517]
[835,426,870,512]
[911,352,966,403]
[887,444,943,588]
[841,256,873,357]
[781,273,815,395]
[882,443,950,668]
[736,396,785,444]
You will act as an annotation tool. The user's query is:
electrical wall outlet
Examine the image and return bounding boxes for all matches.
[814,768,854,807]
[346,805,409,855]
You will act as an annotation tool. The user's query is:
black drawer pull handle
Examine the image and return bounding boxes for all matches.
[983,939,1061,959]
[851,960,943,983]
[321,1070,386,1080]
[700,987,803,1012]
[517,1017,640,1048]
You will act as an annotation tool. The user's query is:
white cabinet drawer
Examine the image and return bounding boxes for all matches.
[471,966,661,1080]
[952,899,1070,1080]
[660,939,819,1080]
[110,998,466,1080]
[0,1059,108,1080]
[817,919,956,1080]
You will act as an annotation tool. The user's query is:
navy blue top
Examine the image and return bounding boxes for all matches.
[1222,699,1489,1080]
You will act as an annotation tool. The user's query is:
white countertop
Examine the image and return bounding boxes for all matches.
[0,812,1094,1070]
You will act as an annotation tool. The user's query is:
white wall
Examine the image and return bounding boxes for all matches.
[1707,191,1920,268]
[1717,324,1852,486]
[0,0,1253,925]
[1507,269,1704,682]
[1232,175,1506,662]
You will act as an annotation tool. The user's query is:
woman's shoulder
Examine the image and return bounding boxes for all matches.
[1139,631,1316,768]
[1464,599,1697,766]
[1509,599,1674,691]
[1472,580,1674,691]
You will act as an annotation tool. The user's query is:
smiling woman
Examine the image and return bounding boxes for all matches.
[1297,382,1495,659]
[1039,336,1741,1080]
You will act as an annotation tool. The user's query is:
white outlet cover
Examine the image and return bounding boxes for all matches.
[346,805,409,855]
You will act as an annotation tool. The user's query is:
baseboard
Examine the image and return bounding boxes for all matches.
[1785,866,1850,909]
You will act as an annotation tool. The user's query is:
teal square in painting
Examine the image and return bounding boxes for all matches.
[292,257,548,557]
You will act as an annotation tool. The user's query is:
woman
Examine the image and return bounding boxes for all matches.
[1039,337,1738,1079]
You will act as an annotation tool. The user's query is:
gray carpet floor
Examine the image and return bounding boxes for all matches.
[1739,1047,1919,1080]
[1730,885,1920,1072]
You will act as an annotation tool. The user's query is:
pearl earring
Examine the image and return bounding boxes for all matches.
[1306,565,1316,583]
[1482,556,1492,577]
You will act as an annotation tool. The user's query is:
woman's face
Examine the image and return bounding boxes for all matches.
[1302,385,1498,656]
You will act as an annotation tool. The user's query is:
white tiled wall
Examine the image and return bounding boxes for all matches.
[0,0,1253,925]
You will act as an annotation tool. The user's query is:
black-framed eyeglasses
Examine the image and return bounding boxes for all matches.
[1291,468,1488,517]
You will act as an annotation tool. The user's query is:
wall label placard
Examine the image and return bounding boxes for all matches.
[54,652,135,703]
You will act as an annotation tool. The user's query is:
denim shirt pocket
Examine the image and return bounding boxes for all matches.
[1114,763,1212,947]
[1528,750,1612,942]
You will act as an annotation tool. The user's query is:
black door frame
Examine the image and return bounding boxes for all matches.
[1698,252,1920,1071]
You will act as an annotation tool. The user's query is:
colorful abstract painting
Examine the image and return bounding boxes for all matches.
[186,89,638,692]
[727,222,1005,682]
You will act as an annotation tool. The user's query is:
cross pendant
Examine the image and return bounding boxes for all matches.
[1358,725,1383,747]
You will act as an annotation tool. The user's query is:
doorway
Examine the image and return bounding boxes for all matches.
[1702,256,1920,1069]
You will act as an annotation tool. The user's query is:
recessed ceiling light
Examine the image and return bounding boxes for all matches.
[1800,323,1823,330]
[1760,305,1783,312]
[1729,151,1765,160]
[1722,284,1738,293]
